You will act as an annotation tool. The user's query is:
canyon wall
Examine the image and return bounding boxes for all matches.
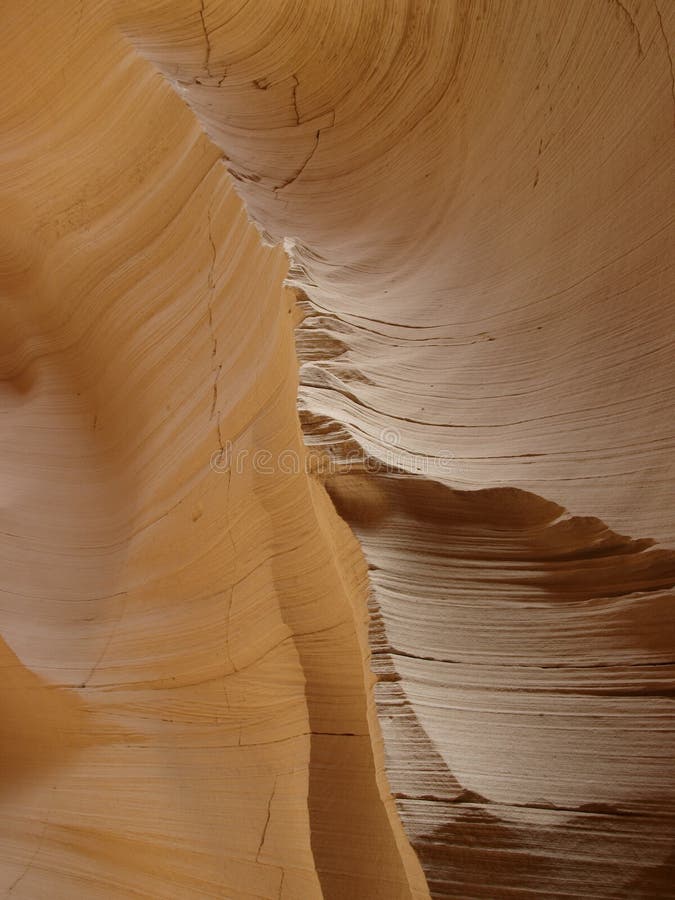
[1,1,674,897]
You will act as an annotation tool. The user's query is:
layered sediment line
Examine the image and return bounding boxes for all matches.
[325,472,675,895]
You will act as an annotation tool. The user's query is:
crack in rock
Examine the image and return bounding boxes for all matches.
[611,0,644,55]
[653,0,675,115]
[274,110,336,195]
[256,777,277,861]
[198,0,212,78]
[205,209,223,434]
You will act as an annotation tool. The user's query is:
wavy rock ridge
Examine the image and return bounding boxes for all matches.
[2,1,674,897]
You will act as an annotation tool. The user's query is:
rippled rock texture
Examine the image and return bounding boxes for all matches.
[1,1,674,897]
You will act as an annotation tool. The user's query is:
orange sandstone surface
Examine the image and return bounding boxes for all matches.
[1,2,674,897]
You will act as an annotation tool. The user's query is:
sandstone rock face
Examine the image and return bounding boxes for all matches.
[1,2,673,898]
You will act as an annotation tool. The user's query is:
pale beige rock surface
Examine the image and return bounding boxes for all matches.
[1,1,674,897]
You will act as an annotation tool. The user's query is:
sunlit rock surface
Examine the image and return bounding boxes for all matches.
[1,1,674,897]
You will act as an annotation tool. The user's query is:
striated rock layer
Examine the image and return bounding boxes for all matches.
[2,1,674,897]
